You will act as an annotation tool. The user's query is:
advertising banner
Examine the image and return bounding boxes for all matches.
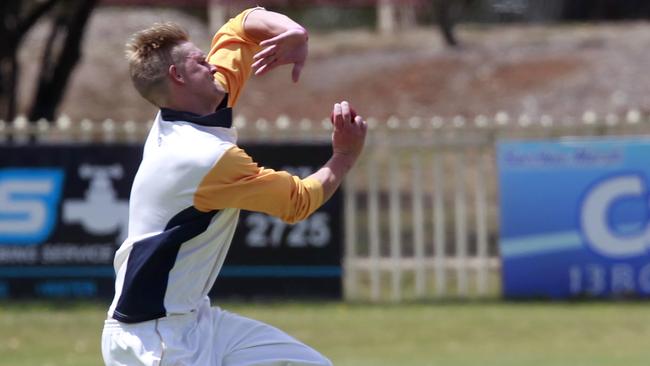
[498,137,650,298]
[0,143,341,299]
[0,145,140,299]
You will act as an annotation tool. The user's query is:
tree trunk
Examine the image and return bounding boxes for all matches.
[377,0,396,34]
[0,0,60,121]
[435,0,458,47]
[0,1,22,121]
[0,54,19,121]
[29,0,97,122]
[208,0,229,33]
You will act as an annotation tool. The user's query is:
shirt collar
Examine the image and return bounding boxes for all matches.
[159,94,231,128]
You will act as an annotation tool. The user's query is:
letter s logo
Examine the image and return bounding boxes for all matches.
[0,169,64,245]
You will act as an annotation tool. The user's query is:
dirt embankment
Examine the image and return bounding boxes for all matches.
[19,7,650,123]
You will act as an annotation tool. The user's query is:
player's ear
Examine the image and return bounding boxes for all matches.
[168,64,184,85]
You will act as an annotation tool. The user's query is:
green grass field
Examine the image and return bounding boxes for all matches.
[1,300,649,366]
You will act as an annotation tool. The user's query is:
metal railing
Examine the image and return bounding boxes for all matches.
[3,109,650,301]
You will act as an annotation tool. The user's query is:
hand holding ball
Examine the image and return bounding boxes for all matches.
[331,106,357,124]
[330,101,367,161]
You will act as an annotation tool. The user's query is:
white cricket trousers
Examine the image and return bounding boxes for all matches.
[101,298,332,366]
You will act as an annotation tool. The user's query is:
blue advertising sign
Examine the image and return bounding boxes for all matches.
[498,137,650,298]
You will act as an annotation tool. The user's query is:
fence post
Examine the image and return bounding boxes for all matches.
[412,153,426,297]
[475,150,489,295]
[367,152,381,301]
[454,150,468,297]
[344,167,358,300]
[389,155,402,301]
[433,150,447,297]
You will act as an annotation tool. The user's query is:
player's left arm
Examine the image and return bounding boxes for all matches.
[207,8,261,107]
[244,9,309,82]
[207,8,308,107]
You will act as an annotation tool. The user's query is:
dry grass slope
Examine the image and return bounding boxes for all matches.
[17,8,650,124]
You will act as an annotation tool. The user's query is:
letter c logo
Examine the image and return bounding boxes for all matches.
[581,174,649,258]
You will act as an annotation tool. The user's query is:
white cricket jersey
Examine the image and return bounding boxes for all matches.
[107,9,323,323]
[108,103,323,323]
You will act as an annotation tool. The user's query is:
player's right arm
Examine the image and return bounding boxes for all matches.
[193,101,366,223]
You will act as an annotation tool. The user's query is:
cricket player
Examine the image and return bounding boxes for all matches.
[101,7,367,366]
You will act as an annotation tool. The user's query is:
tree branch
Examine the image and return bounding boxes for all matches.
[17,0,60,36]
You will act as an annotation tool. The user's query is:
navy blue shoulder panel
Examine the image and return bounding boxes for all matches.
[112,207,217,323]
[160,94,231,128]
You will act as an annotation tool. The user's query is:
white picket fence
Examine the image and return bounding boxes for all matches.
[3,110,650,301]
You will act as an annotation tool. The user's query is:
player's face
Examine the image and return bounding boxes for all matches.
[177,42,225,108]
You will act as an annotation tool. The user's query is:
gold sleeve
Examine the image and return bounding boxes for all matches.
[207,8,263,107]
[194,146,324,224]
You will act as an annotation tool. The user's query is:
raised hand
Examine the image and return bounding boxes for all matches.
[252,28,308,82]
[331,101,367,160]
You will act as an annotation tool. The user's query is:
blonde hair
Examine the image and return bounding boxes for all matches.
[125,22,189,106]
